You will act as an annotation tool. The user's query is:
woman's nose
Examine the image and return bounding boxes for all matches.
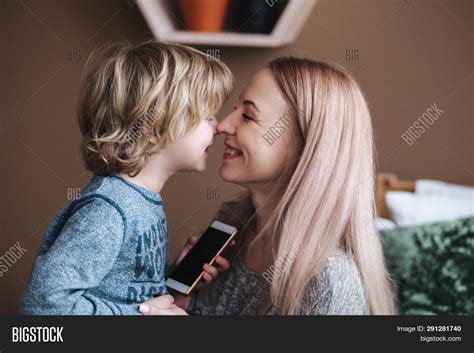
[217,112,237,135]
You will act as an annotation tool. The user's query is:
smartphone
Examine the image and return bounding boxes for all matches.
[165,220,237,295]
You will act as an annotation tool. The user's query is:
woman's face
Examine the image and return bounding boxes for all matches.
[217,68,298,189]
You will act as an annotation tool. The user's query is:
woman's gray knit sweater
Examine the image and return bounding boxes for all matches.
[188,249,369,315]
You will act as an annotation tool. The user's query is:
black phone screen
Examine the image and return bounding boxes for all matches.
[168,226,234,287]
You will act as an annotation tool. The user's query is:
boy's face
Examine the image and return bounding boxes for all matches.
[167,116,218,172]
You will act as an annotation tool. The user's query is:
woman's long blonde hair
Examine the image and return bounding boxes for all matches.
[219,57,395,315]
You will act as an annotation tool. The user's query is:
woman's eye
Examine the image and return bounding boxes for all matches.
[242,113,253,122]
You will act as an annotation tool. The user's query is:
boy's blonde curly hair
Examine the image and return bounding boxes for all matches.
[78,41,234,176]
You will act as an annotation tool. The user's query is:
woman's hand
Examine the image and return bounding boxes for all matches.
[171,235,235,310]
[140,235,235,315]
[176,236,234,286]
[139,295,187,316]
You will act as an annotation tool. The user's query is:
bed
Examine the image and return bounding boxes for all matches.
[376,173,415,220]
[375,173,473,315]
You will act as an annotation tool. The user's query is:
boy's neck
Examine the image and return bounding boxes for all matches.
[119,153,176,194]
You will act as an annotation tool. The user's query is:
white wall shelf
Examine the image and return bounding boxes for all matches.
[137,0,317,48]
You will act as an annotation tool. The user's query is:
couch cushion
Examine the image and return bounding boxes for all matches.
[380,216,473,315]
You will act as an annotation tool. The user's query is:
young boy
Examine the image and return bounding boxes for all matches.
[20,41,234,315]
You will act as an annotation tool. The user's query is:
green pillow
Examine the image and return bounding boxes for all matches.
[380,216,474,315]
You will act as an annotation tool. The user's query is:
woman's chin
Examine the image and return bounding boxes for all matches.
[219,165,237,183]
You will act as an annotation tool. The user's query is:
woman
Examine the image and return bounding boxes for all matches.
[142,56,396,315]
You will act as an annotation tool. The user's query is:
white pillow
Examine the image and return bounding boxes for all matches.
[386,191,474,227]
[416,179,474,200]
[375,217,397,231]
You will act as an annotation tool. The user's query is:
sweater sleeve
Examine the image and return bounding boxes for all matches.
[20,197,139,315]
[305,255,369,315]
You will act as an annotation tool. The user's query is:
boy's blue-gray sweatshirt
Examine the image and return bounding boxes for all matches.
[21,174,169,315]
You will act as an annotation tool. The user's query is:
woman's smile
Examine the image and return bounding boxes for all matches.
[223,143,243,160]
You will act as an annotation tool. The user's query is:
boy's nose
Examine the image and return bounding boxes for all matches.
[210,117,218,134]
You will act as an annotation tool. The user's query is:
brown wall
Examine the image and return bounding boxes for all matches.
[0,0,472,314]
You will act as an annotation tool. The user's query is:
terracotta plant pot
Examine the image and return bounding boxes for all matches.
[179,0,230,32]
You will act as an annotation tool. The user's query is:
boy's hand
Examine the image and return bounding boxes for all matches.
[171,235,235,310]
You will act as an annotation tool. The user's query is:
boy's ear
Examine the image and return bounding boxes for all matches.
[149,134,160,145]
